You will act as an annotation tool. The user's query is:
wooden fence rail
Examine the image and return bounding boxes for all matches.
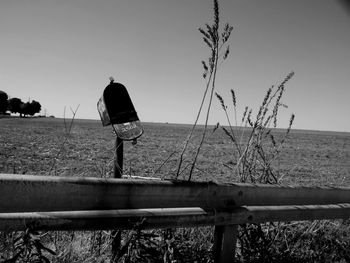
[1,204,350,232]
[1,174,350,212]
[1,173,350,262]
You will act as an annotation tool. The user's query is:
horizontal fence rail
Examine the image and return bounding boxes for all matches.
[1,174,350,213]
[1,204,350,232]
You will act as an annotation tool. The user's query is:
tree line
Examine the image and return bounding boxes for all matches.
[0,90,41,117]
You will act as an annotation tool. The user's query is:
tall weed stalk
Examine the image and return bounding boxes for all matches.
[49,105,79,175]
[176,0,233,181]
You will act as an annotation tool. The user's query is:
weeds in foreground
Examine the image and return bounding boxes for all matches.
[112,227,213,263]
[1,229,56,263]
[215,71,295,184]
[236,220,350,263]
[176,0,233,181]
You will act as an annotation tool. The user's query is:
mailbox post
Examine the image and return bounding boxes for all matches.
[115,137,123,178]
[97,77,143,261]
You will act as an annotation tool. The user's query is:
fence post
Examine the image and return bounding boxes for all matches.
[213,224,238,263]
[112,137,123,262]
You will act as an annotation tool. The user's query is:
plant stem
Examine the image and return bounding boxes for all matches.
[175,68,214,179]
[189,45,219,181]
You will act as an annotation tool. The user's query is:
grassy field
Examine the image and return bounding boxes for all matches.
[0,117,349,186]
[0,117,349,262]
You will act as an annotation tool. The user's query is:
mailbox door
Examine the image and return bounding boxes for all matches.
[112,120,143,140]
[97,96,111,126]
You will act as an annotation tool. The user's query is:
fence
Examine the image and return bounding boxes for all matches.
[1,173,350,262]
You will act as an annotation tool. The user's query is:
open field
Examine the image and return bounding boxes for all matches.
[0,117,349,187]
[0,117,350,262]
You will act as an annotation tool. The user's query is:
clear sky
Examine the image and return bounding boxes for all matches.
[1,0,349,132]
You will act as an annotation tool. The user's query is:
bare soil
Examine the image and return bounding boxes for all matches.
[0,117,349,187]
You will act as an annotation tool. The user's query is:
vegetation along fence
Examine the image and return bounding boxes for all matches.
[1,173,350,262]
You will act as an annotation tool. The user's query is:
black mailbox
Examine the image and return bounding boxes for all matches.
[97,80,143,140]
[98,82,140,126]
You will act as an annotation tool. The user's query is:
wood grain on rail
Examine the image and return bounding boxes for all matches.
[1,174,350,213]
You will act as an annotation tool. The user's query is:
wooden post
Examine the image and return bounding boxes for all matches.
[114,137,123,178]
[112,136,123,262]
[213,225,238,263]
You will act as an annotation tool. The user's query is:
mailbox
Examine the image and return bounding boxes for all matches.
[97,80,143,140]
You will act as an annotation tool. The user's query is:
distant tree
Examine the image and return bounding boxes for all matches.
[20,100,42,117]
[0,90,8,114]
[29,100,41,116]
[8,98,24,116]
[8,97,42,117]
[20,102,30,117]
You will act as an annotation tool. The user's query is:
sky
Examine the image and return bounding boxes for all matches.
[1,0,349,132]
